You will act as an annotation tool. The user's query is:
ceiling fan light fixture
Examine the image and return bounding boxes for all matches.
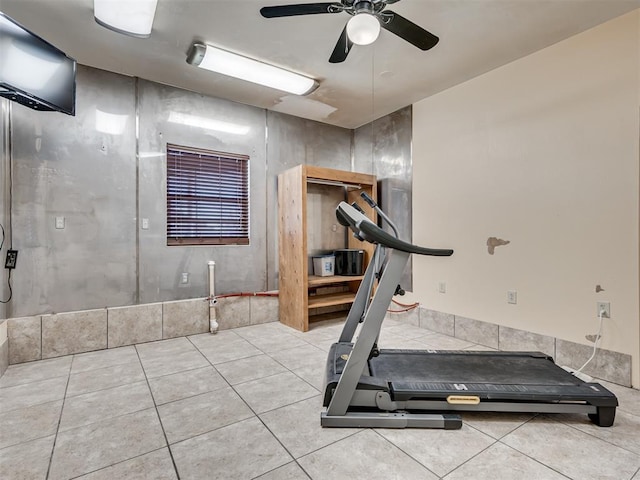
[346,13,380,46]
[186,43,319,96]
[94,0,158,38]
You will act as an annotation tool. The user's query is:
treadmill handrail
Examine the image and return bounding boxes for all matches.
[336,202,453,256]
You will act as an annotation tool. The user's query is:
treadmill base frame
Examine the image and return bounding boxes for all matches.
[320,411,462,429]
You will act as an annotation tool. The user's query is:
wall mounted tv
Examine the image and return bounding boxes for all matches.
[0,12,76,115]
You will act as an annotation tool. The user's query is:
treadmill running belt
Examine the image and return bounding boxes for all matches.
[369,350,581,386]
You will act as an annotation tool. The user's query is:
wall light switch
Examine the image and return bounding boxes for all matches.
[141,218,149,230]
[55,216,65,229]
[438,281,446,294]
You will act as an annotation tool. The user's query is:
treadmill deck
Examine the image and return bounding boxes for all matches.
[367,349,617,405]
[369,349,575,385]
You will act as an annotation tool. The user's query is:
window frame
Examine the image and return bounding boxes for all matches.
[166,143,250,246]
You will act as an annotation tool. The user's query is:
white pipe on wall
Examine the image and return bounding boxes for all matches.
[208,261,219,334]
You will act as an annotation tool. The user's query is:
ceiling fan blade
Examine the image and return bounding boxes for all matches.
[380,10,439,51]
[260,3,342,18]
[329,25,353,63]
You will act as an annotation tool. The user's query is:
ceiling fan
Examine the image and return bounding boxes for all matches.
[260,0,439,63]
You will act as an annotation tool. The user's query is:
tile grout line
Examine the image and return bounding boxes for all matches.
[249,461,312,480]
[63,377,149,403]
[44,354,74,480]
[445,417,574,480]
[250,344,334,480]
[551,413,640,459]
[65,446,168,480]
[133,343,182,480]
[370,428,442,478]
[67,358,141,377]
[0,398,64,451]
[250,328,373,478]
[185,335,303,474]
[0,370,70,390]
[491,416,579,480]
[446,443,498,480]
[244,335,325,393]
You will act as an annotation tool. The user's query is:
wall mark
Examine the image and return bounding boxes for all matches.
[487,237,510,255]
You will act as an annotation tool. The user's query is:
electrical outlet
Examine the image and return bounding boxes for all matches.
[438,281,446,294]
[597,302,610,318]
[55,216,65,229]
[5,250,18,269]
[181,272,189,284]
[507,290,517,304]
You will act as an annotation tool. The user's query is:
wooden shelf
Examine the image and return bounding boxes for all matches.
[308,275,364,287]
[278,165,376,331]
[308,292,357,309]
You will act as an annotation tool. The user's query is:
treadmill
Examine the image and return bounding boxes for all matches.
[321,200,618,429]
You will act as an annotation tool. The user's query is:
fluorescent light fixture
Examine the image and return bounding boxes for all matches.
[186,43,319,96]
[94,0,158,38]
[346,13,380,45]
[167,112,250,135]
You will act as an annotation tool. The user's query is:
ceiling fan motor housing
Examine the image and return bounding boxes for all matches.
[352,1,375,16]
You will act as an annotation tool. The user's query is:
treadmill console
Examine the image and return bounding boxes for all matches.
[336,202,454,257]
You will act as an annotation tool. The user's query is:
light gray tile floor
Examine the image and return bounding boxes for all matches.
[1,317,639,479]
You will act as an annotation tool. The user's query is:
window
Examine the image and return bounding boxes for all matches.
[166,144,249,246]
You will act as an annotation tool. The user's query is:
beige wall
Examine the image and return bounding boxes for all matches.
[412,10,640,386]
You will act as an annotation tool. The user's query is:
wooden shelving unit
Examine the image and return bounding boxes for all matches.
[308,275,364,287]
[308,292,357,309]
[278,165,376,332]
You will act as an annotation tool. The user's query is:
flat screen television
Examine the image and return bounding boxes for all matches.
[0,12,76,115]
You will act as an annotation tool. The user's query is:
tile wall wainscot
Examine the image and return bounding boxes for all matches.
[107,303,163,348]
[214,295,279,330]
[416,306,633,388]
[1,296,279,371]
[385,305,420,326]
[0,319,8,376]
[41,309,108,360]
[418,308,455,336]
[8,316,41,363]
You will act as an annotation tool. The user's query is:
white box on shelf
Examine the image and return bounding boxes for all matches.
[313,255,335,277]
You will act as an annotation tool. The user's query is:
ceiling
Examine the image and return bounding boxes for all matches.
[2,0,639,129]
